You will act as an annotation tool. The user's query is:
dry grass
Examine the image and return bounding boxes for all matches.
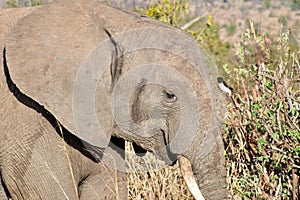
[126,142,194,200]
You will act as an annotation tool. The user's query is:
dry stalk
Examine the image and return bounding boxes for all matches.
[57,121,79,200]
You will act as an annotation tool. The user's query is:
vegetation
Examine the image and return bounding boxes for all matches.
[126,142,194,199]
[291,0,300,10]
[224,22,300,199]
[142,0,189,27]
[224,20,237,37]
[5,0,41,8]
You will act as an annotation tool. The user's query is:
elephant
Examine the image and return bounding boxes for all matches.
[0,0,228,199]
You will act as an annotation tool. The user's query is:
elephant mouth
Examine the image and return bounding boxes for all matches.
[159,129,205,199]
[158,129,177,166]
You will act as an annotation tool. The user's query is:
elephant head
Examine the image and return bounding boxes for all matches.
[1,0,228,199]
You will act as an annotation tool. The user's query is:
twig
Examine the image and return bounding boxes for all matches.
[292,168,298,200]
[263,73,279,82]
[283,79,294,110]
[270,145,300,160]
[292,53,300,89]
[274,177,282,200]
[57,121,79,200]
[181,12,207,30]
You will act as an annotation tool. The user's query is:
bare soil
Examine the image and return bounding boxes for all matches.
[188,0,300,47]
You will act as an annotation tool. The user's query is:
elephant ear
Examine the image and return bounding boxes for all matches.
[4,0,121,148]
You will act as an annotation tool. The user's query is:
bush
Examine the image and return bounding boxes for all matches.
[291,0,300,10]
[224,20,300,199]
[5,0,41,8]
[143,0,189,27]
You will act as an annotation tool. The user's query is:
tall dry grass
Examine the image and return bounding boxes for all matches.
[126,142,194,199]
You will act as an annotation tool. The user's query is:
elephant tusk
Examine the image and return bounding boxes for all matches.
[178,156,205,200]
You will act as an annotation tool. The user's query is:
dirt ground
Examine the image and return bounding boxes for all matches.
[189,0,300,46]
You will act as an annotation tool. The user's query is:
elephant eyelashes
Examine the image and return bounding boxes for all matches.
[163,90,177,102]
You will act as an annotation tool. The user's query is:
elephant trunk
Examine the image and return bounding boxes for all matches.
[181,130,228,199]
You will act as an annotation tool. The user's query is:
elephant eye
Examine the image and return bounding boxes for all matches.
[163,89,177,102]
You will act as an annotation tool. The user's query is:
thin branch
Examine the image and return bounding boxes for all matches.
[181,12,207,30]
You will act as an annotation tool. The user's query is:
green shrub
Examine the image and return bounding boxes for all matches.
[291,0,300,10]
[5,0,41,8]
[263,0,272,9]
[138,0,189,27]
[224,20,237,36]
[224,20,300,199]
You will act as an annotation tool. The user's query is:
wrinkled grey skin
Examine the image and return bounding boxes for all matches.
[0,0,228,199]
